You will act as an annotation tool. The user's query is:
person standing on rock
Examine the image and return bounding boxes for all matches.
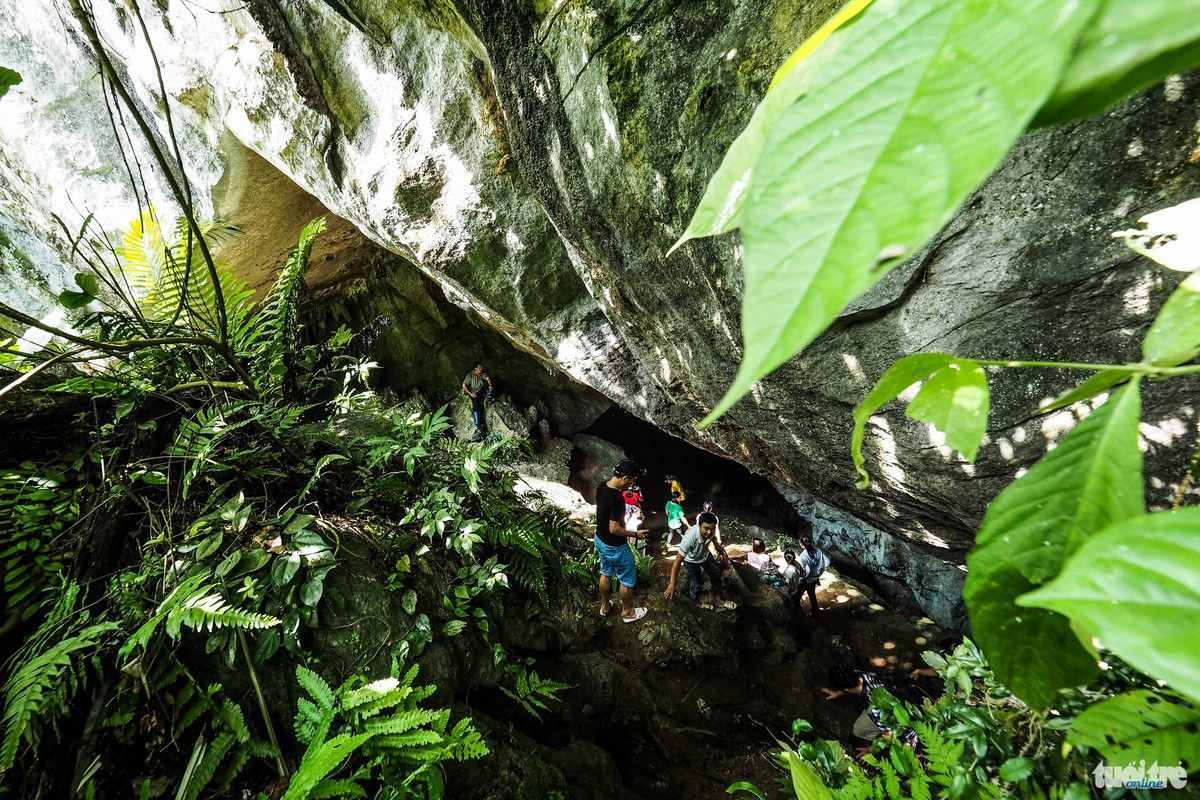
[665,492,688,547]
[595,459,651,623]
[797,535,830,617]
[461,361,494,441]
[663,512,737,611]
[622,483,647,556]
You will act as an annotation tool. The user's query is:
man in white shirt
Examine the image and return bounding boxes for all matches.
[663,512,737,611]
[796,535,830,617]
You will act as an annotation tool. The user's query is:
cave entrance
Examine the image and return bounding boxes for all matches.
[572,406,801,532]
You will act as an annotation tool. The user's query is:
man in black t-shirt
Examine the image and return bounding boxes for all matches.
[594,458,650,622]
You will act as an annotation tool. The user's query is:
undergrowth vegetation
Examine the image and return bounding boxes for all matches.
[0,205,579,797]
[0,9,580,796]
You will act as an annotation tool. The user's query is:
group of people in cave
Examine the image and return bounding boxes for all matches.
[594,456,954,750]
[592,457,830,624]
[469,364,947,750]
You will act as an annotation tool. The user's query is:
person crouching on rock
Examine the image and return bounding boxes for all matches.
[664,512,737,611]
[595,459,650,623]
[747,538,784,589]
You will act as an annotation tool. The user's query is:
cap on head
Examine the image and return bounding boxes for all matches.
[614,459,645,479]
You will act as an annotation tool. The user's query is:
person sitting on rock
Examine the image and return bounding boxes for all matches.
[663,512,737,611]
[595,458,650,623]
[665,492,688,547]
[822,665,919,747]
[461,361,494,441]
[797,534,830,617]
[746,537,784,589]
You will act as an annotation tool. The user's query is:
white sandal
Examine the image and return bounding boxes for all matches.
[621,607,648,623]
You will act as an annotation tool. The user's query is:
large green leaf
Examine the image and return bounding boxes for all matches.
[1034,0,1200,126]
[964,382,1143,706]
[904,361,989,463]
[1143,272,1200,366]
[668,9,857,251]
[700,0,1095,426]
[1021,508,1200,702]
[1065,689,1200,767]
[0,67,19,101]
[851,352,954,488]
[1041,368,1137,412]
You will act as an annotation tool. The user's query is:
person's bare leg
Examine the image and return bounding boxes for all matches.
[619,584,635,618]
[599,574,613,615]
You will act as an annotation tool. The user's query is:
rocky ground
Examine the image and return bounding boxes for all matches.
[449,502,952,799]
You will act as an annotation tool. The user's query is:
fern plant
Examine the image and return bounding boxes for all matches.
[284,663,487,799]
[0,585,116,774]
[499,661,569,722]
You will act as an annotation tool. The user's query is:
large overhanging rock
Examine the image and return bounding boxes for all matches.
[3,0,1199,627]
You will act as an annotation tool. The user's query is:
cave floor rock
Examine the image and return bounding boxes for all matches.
[471,510,952,799]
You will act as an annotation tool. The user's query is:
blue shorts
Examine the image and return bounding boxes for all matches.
[594,535,637,588]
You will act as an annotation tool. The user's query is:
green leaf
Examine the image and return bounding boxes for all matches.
[726,781,768,800]
[195,532,224,561]
[401,590,417,615]
[1034,0,1200,126]
[1143,272,1200,366]
[300,578,325,607]
[852,353,955,488]
[272,553,301,588]
[668,3,859,251]
[1065,689,1200,766]
[1040,368,1137,412]
[1020,508,1200,702]
[964,382,1143,706]
[780,748,833,800]
[904,361,989,462]
[57,290,94,310]
[74,272,99,296]
[0,67,20,101]
[999,757,1035,782]
[214,550,241,579]
[442,620,467,637]
[700,0,1096,426]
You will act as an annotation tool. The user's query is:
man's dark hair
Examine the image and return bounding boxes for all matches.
[698,511,718,526]
[473,361,483,369]
[784,549,796,560]
[670,491,681,501]
[613,459,645,478]
[829,664,859,691]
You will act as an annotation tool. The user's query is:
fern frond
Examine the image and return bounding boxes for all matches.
[308,778,368,799]
[281,733,372,800]
[179,728,235,800]
[0,619,116,772]
[164,591,280,638]
[359,709,441,737]
[297,667,337,711]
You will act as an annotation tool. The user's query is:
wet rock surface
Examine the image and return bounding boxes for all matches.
[5,0,1199,627]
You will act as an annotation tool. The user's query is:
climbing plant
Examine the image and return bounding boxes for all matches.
[675,0,1200,424]
[690,0,1200,793]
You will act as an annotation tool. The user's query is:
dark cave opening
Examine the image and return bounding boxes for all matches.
[572,406,802,533]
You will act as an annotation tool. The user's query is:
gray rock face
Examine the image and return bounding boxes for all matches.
[4,0,1200,627]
